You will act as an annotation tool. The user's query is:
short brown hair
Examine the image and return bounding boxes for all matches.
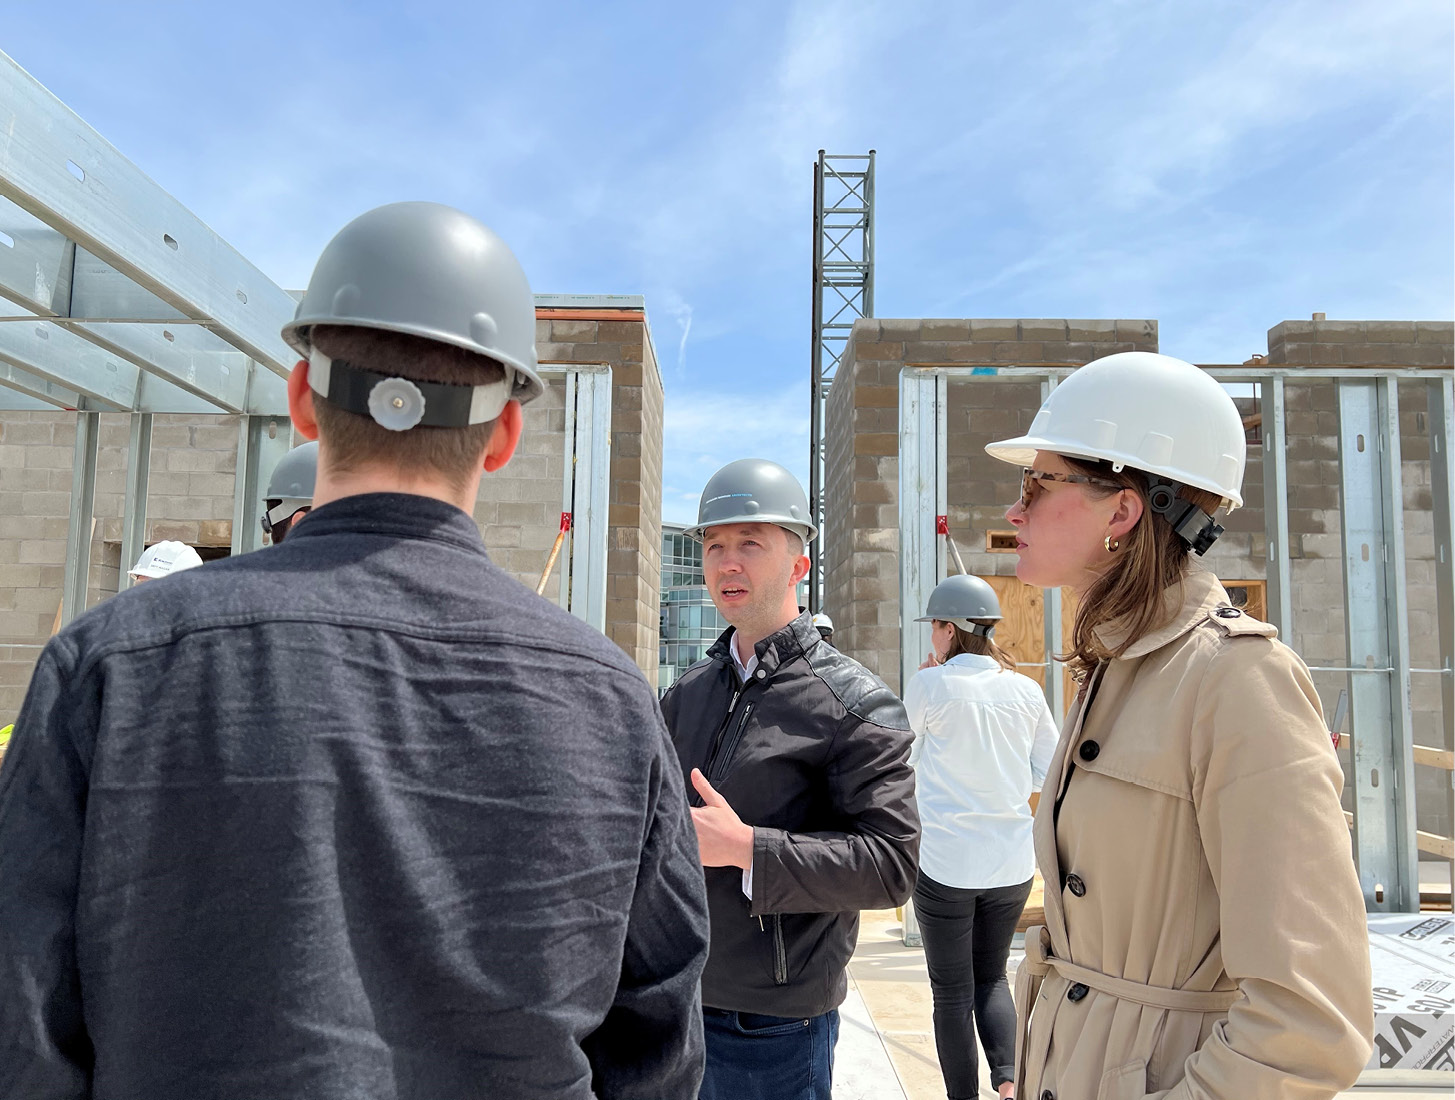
[1060,456,1225,681]
[309,324,509,493]
[935,621,1016,672]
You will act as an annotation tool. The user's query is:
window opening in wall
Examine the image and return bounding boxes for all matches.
[986,530,1018,553]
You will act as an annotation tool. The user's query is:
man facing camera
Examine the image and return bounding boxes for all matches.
[660,458,919,1100]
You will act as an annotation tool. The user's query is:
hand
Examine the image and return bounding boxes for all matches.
[689,769,755,870]
[918,650,941,670]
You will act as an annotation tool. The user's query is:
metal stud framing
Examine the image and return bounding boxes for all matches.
[1337,378,1418,911]
[897,363,1451,915]
[1260,376,1294,636]
[118,413,152,592]
[1424,373,1454,904]
[230,416,293,558]
[809,150,875,612]
[558,365,613,632]
[59,411,99,626]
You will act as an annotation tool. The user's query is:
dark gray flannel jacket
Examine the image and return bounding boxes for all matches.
[0,492,709,1100]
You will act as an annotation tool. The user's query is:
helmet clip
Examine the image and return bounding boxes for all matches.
[1143,475,1224,556]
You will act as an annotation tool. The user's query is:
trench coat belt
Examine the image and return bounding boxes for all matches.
[1013,926,1240,1087]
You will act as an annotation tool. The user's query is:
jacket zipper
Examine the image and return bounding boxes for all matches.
[771,914,788,985]
[706,702,755,786]
[692,686,744,806]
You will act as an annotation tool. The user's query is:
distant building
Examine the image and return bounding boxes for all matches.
[659,522,727,694]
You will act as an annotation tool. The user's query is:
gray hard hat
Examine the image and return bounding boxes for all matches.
[282,201,544,405]
[915,574,1002,635]
[264,441,318,505]
[685,459,817,545]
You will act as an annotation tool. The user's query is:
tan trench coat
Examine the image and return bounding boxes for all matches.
[1015,569,1373,1100]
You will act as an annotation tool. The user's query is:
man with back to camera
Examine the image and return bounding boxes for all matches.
[659,458,920,1100]
[0,202,710,1100]
[261,439,318,544]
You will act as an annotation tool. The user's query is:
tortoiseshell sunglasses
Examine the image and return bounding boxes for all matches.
[1019,467,1124,508]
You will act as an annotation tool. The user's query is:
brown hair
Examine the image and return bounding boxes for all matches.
[936,621,1017,672]
[1059,456,1225,681]
[309,324,508,493]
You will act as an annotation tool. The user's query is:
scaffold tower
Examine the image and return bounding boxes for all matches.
[809,150,875,611]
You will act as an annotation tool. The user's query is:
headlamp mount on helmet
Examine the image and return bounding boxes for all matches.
[1143,474,1224,556]
[307,349,510,432]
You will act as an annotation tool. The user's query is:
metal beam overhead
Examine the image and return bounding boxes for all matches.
[0,52,298,377]
[0,360,84,409]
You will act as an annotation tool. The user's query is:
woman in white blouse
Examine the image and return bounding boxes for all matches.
[905,573,1058,1100]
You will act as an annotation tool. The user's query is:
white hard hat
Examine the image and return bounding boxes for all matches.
[812,612,835,632]
[129,540,204,580]
[985,352,1246,510]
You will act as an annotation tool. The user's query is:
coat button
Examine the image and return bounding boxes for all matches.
[755,669,766,679]
[1078,740,1100,762]
[1067,982,1089,1002]
[1065,873,1087,897]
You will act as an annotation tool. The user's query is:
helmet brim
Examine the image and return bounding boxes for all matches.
[985,432,1243,510]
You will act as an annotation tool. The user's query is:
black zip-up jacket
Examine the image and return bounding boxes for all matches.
[0,493,709,1100]
[660,612,918,1019]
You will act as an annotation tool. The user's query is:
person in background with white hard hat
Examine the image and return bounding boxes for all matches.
[810,611,834,644]
[126,539,204,584]
[986,352,1371,1099]
[904,573,1057,1100]
[261,440,318,544]
[0,202,709,1100]
[660,458,919,1100]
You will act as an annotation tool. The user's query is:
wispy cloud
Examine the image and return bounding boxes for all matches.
[662,383,811,524]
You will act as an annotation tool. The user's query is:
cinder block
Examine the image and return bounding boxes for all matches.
[1114,320,1158,347]
[851,341,905,362]
[1066,320,1117,342]
[877,319,922,339]
[1361,320,1418,344]
[921,320,971,342]
[551,320,597,341]
[969,320,1017,342]
[1019,320,1068,342]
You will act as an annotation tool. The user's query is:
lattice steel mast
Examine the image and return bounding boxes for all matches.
[809,150,875,612]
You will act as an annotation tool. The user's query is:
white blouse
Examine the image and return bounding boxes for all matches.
[904,653,1059,889]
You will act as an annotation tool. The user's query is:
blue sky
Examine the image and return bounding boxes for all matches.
[5,0,1451,523]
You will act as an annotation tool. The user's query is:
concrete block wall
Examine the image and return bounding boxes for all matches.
[823,315,1453,840]
[0,305,667,718]
[823,318,1159,691]
[535,308,666,686]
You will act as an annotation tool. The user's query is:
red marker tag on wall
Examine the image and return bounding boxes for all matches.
[560,513,573,532]
[935,515,949,535]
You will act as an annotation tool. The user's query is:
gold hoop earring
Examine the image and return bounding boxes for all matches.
[1104,535,1120,553]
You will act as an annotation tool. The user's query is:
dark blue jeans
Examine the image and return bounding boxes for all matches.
[700,1007,839,1100]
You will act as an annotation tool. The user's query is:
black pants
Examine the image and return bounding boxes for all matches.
[913,872,1034,1099]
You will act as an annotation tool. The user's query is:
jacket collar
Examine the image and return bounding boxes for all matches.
[707,611,821,677]
[287,492,488,556]
[1092,565,1230,661]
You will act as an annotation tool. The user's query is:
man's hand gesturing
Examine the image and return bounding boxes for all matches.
[689,769,755,870]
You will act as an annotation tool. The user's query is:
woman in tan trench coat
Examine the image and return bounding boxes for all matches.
[985,352,1373,1100]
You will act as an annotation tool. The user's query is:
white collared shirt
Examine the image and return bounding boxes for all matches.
[904,653,1059,889]
[729,631,759,898]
